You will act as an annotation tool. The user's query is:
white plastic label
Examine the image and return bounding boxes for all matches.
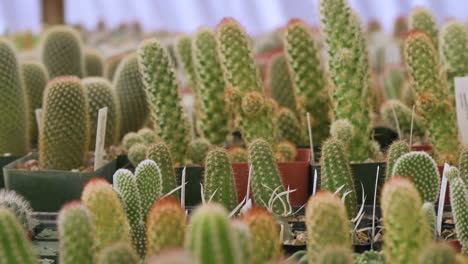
[454,77,468,147]
[94,107,108,170]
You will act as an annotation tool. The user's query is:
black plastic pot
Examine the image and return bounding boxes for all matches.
[0,156,19,188]
[373,126,398,151]
[175,166,203,207]
[3,153,118,212]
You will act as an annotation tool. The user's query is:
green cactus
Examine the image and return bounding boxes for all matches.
[39,76,90,170]
[305,191,351,263]
[204,148,238,211]
[393,15,408,38]
[189,138,212,165]
[146,142,178,198]
[248,139,291,215]
[355,250,385,264]
[391,151,440,203]
[0,189,32,233]
[267,53,299,116]
[97,242,139,264]
[446,166,468,253]
[147,197,186,255]
[330,119,354,149]
[275,107,306,146]
[422,202,437,239]
[175,35,197,90]
[84,49,104,77]
[137,38,190,164]
[83,77,119,149]
[408,7,439,48]
[404,30,459,164]
[381,176,431,263]
[137,127,158,144]
[0,208,37,264]
[58,202,95,264]
[0,39,29,155]
[380,99,426,141]
[320,138,357,217]
[113,53,150,138]
[132,160,162,218]
[230,220,251,264]
[460,148,468,189]
[40,25,84,78]
[227,147,248,163]
[192,27,230,144]
[275,141,297,162]
[284,19,331,144]
[121,132,143,151]
[385,140,410,180]
[319,0,373,161]
[21,61,49,145]
[418,242,457,264]
[187,203,242,264]
[318,245,353,264]
[81,178,131,252]
[382,66,405,100]
[216,18,275,144]
[105,53,126,81]
[128,143,148,167]
[241,207,282,264]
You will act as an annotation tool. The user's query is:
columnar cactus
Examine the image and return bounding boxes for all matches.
[204,148,238,210]
[230,220,251,264]
[408,7,439,48]
[248,139,291,215]
[275,107,306,146]
[192,27,230,144]
[40,26,84,78]
[382,66,405,100]
[318,245,353,264]
[97,242,139,264]
[305,191,351,264]
[81,178,131,251]
[319,0,373,161]
[460,148,468,189]
[330,119,354,149]
[267,53,299,116]
[320,138,357,217]
[404,30,459,163]
[137,38,190,164]
[175,35,197,90]
[105,53,125,81]
[381,176,431,263]
[284,19,331,144]
[40,76,90,170]
[146,142,178,198]
[385,140,410,180]
[0,39,29,155]
[146,197,186,255]
[380,99,426,141]
[216,18,275,144]
[58,202,95,264]
[113,53,150,138]
[83,77,119,149]
[134,160,164,217]
[21,61,49,145]
[446,166,468,253]
[422,202,437,239]
[84,49,104,77]
[418,242,457,264]
[0,189,32,233]
[391,151,440,203]
[0,208,37,264]
[189,138,211,165]
[187,203,242,264]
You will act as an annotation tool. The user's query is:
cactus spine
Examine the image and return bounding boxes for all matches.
[39,76,90,170]
[267,53,299,116]
[192,27,230,144]
[146,142,178,198]
[380,99,426,141]
[58,202,95,264]
[84,49,104,77]
[318,245,353,264]
[275,107,306,146]
[0,189,32,233]
[409,7,439,48]
[446,166,468,253]
[381,176,431,263]
[385,140,410,180]
[418,242,457,264]
[97,242,139,264]
[0,39,29,155]
[305,191,351,264]
[137,38,190,164]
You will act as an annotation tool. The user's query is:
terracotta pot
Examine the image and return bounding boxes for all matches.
[231,148,311,206]
[410,145,432,152]
[447,239,462,253]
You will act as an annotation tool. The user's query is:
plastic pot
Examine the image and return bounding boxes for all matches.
[0,156,20,188]
[3,153,117,212]
[373,127,398,151]
[175,166,203,207]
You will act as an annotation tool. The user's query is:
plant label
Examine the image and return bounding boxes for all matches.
[455,77,468,147]
[35,109,42,132]
[94,107,108,171]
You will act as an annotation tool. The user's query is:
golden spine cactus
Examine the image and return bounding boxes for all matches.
[97,242,139,264]
[385,140,410,180]
[84,48,104,77]
[275,107,306,146]
[418,242,457,264]
[267,53,299,116]
[409,7,439,48]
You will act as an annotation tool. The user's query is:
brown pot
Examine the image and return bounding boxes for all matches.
[410,145,432,152]
[447,239,462,253]
[231,148,311,206]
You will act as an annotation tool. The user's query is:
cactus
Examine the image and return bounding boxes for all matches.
[267,53,299,116]
[284,19,331,144]
[330,119,354,149]
[319,0,373,161]
[146,249,197,264]
[58,202,95,264]
[137,127,158,144]
[381,176,431,263]
[175,35,197,90]
[393,15,408,38]
[275,141,297,162]
[147,197,186,255]
[187,203,242,264]
[190,138,211,165]
[84,49,104,77]
[460,148,468,189]
[21,61,48,145]
[192,27,230,144]
[418,242,457,264]
[227,147,248,163]
[216,18,275,144]
[275,107,306,146]
[137,38,190,164]
[446,166,468,253]
[355,250,385,264]
[305,191,351,263]
[0,189,32,233]
[380,99,426,141]
[248,139,291,215]
[409,7,439,48]
[121,132,143,151]
[128,143,148,167]
[0,208,37,264]
[97,242,139,264]
[0,39,29,155]
[40,25,84,78]
[113,169,143,227]
[40,76,90,170]
[113,53,150,138]
[422,202,437,239]
[320,138,357,217]
[81,178,131,251]
[241,207,282,264]
[391,151,440,203]
[385,140,410,180]
[404,30,459,163]
[230,220,251,264]
[382,67,405,100]
[204,148,238,211]
[134,160,164,217]
[83,77,119,149]
[105,53,126,81]
[318,245,353,264]
[146,142,178,198]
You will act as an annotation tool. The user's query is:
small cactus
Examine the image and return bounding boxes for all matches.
[446,166,468,253]
[318,245,353,264]
[275,141,297,162]
[134,160,164,218]
[146,142,178,198]
[121,132,143,152]
[0,189,32,233]
[175,35,197,90]
[128,143,148,167]
[189,138,212,165]
[227,147,248,163]
[355,250,385,264]
[84,49,104,77]
[460,148,468,189]
[230,220,251,264]
[422,202,437,239]
[137,127,158,145]
[275,107,306,146]
[330,119,354,149]
[146,249,197,264]
[380,99,426,141]
[105,53,125,81]
[408,7,439,48]
[381,66,405,100]
[385,140,410,180]
[97,242,139,264]
[418,242,457,264]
